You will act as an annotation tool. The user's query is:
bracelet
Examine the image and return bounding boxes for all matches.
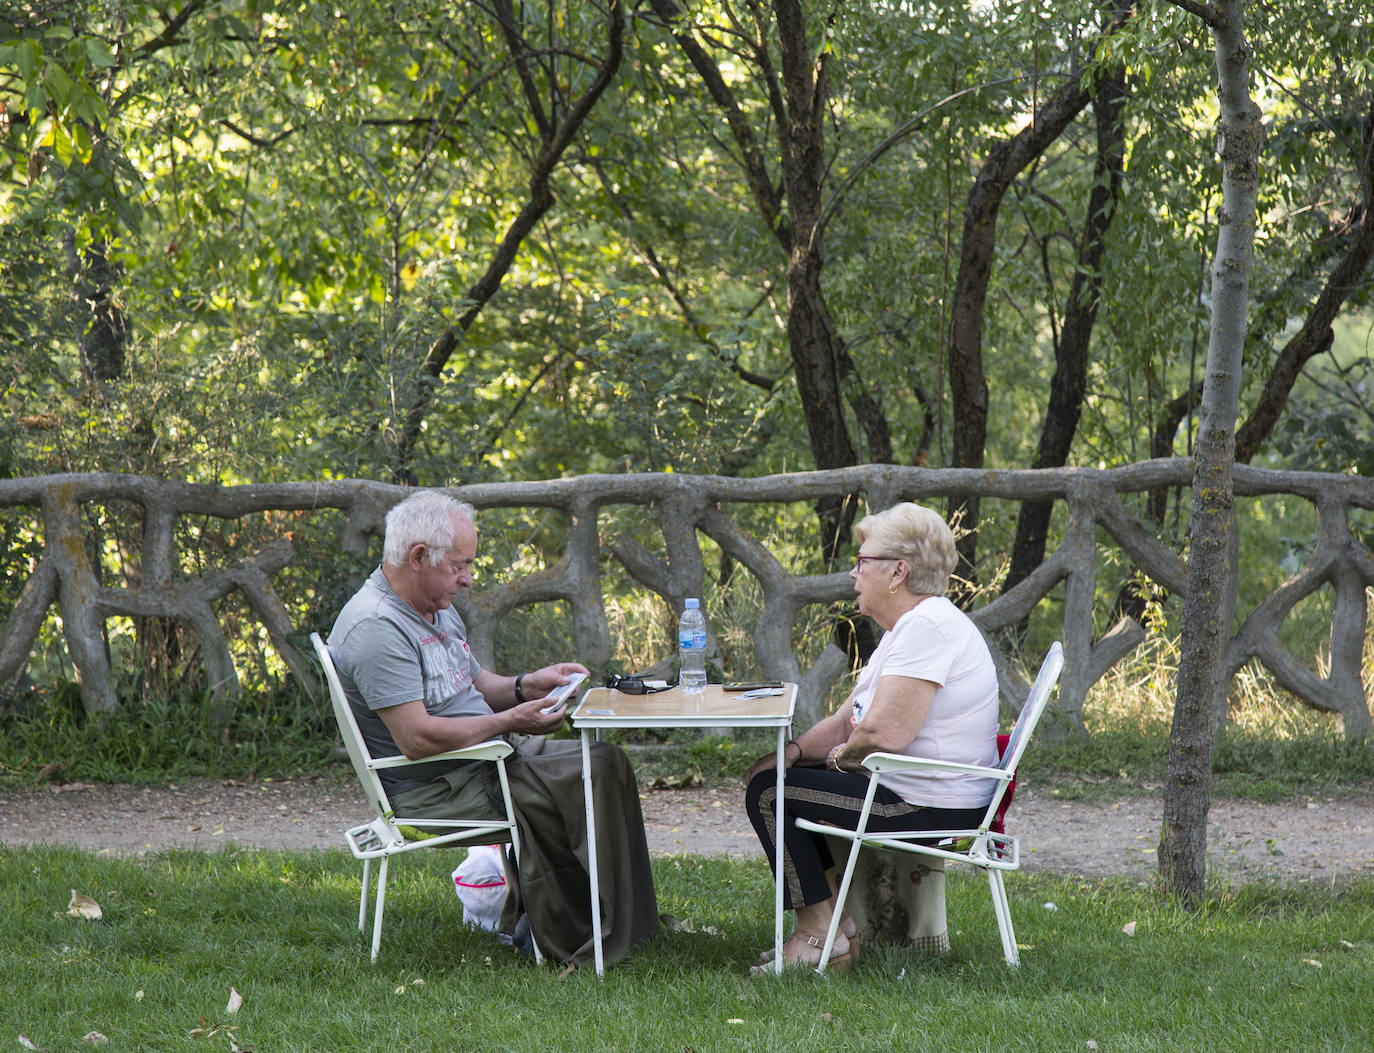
[829,745,844,772]
[514,674,528,704]
[785,739,801,763]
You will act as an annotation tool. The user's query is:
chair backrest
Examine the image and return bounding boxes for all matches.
[310,632,393,820]
[998,641,1064,774]
[980,641,1063,833]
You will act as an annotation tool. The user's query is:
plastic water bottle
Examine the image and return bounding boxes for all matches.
[677,598,708,694]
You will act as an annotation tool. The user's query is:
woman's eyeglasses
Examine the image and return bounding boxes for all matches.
[853,554,901,573]
[604,674,671,695]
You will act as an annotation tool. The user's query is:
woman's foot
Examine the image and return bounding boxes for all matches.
[756,914,858,966]
[751,924,855,975]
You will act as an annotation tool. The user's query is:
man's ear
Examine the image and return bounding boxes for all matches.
[407,543,429,571]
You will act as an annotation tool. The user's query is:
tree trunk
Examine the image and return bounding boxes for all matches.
[1159,0,1263,906]
[1234,100,1374,464]
[1004,65,1128,602]
[392,1,625,482]
[945,15,1126,586]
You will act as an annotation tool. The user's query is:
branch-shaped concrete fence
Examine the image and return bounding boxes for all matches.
[1,462,1370,736]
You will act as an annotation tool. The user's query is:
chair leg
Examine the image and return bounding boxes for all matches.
[495,760,540,964]
[817,838,864,974]
[370,857,390,963]
[358,858,373,933]
[986,869,1019,966]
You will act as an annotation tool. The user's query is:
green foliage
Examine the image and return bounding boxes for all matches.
[3,846,1372,1051]
[0,680,334,787]
[3,0,1374,737]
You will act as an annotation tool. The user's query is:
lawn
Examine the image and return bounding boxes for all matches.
[3,845,1371,1052]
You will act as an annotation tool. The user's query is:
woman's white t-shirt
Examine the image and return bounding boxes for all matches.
[849,596,999,808]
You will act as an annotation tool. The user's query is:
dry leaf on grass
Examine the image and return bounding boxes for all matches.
[647,772,702,790]
[1121,921,1137,936]
[80,1032,108,1045]
[226,987,243,1015]
[66,890,103,920]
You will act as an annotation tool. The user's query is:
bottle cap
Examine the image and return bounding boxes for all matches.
[685,598,700,609]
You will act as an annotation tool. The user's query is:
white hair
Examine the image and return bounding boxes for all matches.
[854,502,957,595]
[382,490,475,568]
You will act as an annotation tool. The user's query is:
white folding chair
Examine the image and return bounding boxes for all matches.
[310,632,532,963]
[797,641,1064,970]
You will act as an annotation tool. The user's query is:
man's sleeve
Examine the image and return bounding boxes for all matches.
[337,621,425,712]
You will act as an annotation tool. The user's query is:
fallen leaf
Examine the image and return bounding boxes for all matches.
[19,1036,39,1050]
[1301,958,1322,968]
[1339,940,1355,950]
[80,1032,108,1045]
[1087,1042,1100,1051]
[647,771,702,789]
[226,987,243,1015]
[66,890,103,920]
[1121,921,1137,936]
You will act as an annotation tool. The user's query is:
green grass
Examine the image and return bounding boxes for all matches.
[2,845,1371,1051]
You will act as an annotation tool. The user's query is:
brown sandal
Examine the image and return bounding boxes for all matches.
[751,927,855,975]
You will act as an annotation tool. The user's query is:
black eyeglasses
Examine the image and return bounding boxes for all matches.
[604,674,671,695]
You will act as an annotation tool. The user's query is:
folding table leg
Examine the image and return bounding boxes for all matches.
[580,728,605,976]
[772,725,786,974]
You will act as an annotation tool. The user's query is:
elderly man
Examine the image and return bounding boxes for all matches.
[328,489,658,967]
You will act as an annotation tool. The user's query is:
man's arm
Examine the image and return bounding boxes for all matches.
[378,696,568,760]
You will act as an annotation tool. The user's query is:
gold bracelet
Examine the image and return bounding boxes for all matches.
[829,747,844,772]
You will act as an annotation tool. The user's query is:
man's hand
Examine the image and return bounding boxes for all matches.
[518,662,590,700]
[505,696,571,734]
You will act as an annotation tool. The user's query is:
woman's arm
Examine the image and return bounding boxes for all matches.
[743,699,854,784]
[832,675,935,771]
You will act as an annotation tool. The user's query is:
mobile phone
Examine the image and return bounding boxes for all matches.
[723,681,783,691]
[541,671,587,713]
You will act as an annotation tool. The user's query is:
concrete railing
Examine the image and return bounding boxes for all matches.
[1,463,1370,735]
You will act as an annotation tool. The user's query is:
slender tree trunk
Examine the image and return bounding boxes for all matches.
[1159,0,1263,905]
[1004,65,1128,601]
[945,13,1127,586]
[392,1,625,482]
[1234,100,1374,463]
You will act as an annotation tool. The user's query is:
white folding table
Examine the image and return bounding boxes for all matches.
[569,683,797,975]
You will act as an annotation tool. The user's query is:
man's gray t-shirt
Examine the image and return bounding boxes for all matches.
[328,567,491,793]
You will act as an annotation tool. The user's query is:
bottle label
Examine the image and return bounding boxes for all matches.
[678,630,706,649]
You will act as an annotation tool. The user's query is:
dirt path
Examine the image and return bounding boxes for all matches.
[2,777,1371,886]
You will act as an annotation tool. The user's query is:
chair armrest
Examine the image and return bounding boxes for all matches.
[366,738,514,771]
[860,751,1009,781]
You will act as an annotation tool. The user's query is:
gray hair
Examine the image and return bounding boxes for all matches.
[382,490,476,568]
[854,502,957,595]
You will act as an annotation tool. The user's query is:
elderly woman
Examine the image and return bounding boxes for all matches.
[743,502,999,973]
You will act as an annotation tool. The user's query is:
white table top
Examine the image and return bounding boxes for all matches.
[569,683,796,729]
